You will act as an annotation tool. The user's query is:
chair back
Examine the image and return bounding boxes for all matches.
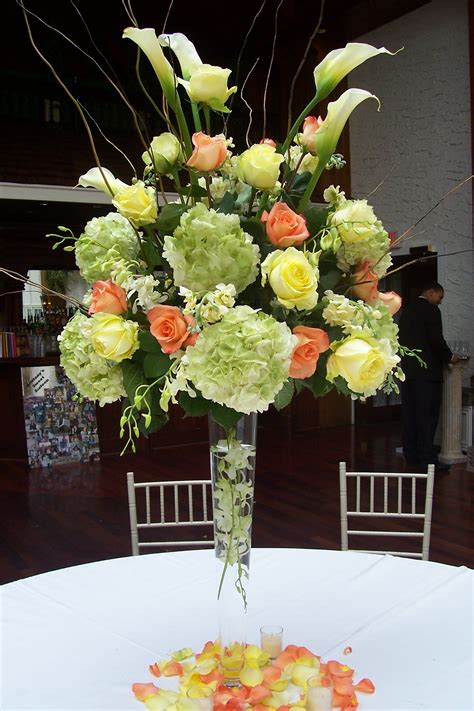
[127,472,214,555]
[339,462,435,560]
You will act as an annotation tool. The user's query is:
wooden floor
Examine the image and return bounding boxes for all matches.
[1,423,472,584]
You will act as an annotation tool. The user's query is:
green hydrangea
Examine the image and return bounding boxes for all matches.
[163,203,260,294]
[58,312,125,406]
[184,305,296,413]
[336,226,392,277]
[75,212,139,284]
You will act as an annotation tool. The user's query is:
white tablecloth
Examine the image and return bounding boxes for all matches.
[1,549,472,710]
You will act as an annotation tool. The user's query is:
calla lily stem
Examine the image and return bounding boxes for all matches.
[282,91,320,155]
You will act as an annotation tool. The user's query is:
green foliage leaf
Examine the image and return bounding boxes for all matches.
[139,331,161,353]
[274,379,295,411]
[121,360,146,403]
[141,240,161,271]
[240,217,266,243]
[295,379,305,394]
[143,351,171,378]
[178,391,212,418]
[303,372,333,398]
[180,184,208,199]
[318,268,342,293]
[217,191,237,214]
[235,185,253,209]
[283,171,312,209]
[210,403,244,432]
[156,203,188,233]
[332,375,351,396]
[302,351,333,398]
[304,206,329,236]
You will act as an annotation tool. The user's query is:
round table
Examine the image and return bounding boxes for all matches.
[2,549,472,710]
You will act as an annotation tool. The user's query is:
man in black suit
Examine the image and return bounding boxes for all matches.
[399,282,459,473]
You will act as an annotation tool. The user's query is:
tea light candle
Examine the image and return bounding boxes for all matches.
[260,625,283,658]
[306,675,333,711]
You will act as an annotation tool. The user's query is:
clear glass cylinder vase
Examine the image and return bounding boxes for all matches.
[208,412,257,683]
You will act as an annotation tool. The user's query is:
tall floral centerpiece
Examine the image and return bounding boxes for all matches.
[42,21,410,677]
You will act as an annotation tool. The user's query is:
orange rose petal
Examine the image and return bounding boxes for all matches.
[200,669,223,684]
[333,678,355,696]
[132,682,160,701]
[247,684,272,704]
[253,705,270,711]
[295,646,316,659]
[354,678,375,694]
[341,696,359,711]
[274,651,297,669]
[332,691,353,708]
[162,660,183,676]
[263,666,282,684]
[327,661,354,678]
[148,662,161,678]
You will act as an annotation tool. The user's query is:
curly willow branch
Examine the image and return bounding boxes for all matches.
[0,269,86,311]
[19,0,150,156]
[224,0,267,132]
[287,0,327,132]
[240,58,260,148]
[122,0,138,26]
[262,0,284,139]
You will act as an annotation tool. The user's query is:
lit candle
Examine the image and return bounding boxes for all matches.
[260,625,283,658]
[306,675,333,711]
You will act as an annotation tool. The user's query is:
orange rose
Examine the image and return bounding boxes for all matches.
[88,280,127,315]
[289,326,329,379]
[259,138,277,148]
[186,132,227,172]
[299,115,323,154]
[147,305,197,354]
[351,262,378,303]
[262,202,309,248]
[378,290,402,315]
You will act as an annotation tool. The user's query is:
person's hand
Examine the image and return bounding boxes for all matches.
[451,353,461,364]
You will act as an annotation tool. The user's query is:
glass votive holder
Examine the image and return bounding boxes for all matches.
[306,674,333,711]
[186,685,214,711]
[260,625,283,659]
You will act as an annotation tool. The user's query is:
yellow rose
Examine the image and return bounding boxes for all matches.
[142,133,183,174]
[91,313,139,362]
[236,144,284,191]
[261,247,319,311]
[326,336,391,396]
[186,64,237,110]
[330,199,379,244]
[112,181,158,226]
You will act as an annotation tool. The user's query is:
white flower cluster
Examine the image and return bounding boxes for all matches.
[288,145,319,175]
[122,274,167,313]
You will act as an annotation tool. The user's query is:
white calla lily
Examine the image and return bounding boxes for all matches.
[314,43,401,101]
[297,89,379,212]
[315,88,380,165]
[77,167,127,197]
[158,32,202,79]
[123,27,177,108]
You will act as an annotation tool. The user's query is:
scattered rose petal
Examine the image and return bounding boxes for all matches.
[354,678,375,694]
[132,682,160,701]
[343,646,352,655]
[149,663,161,678]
